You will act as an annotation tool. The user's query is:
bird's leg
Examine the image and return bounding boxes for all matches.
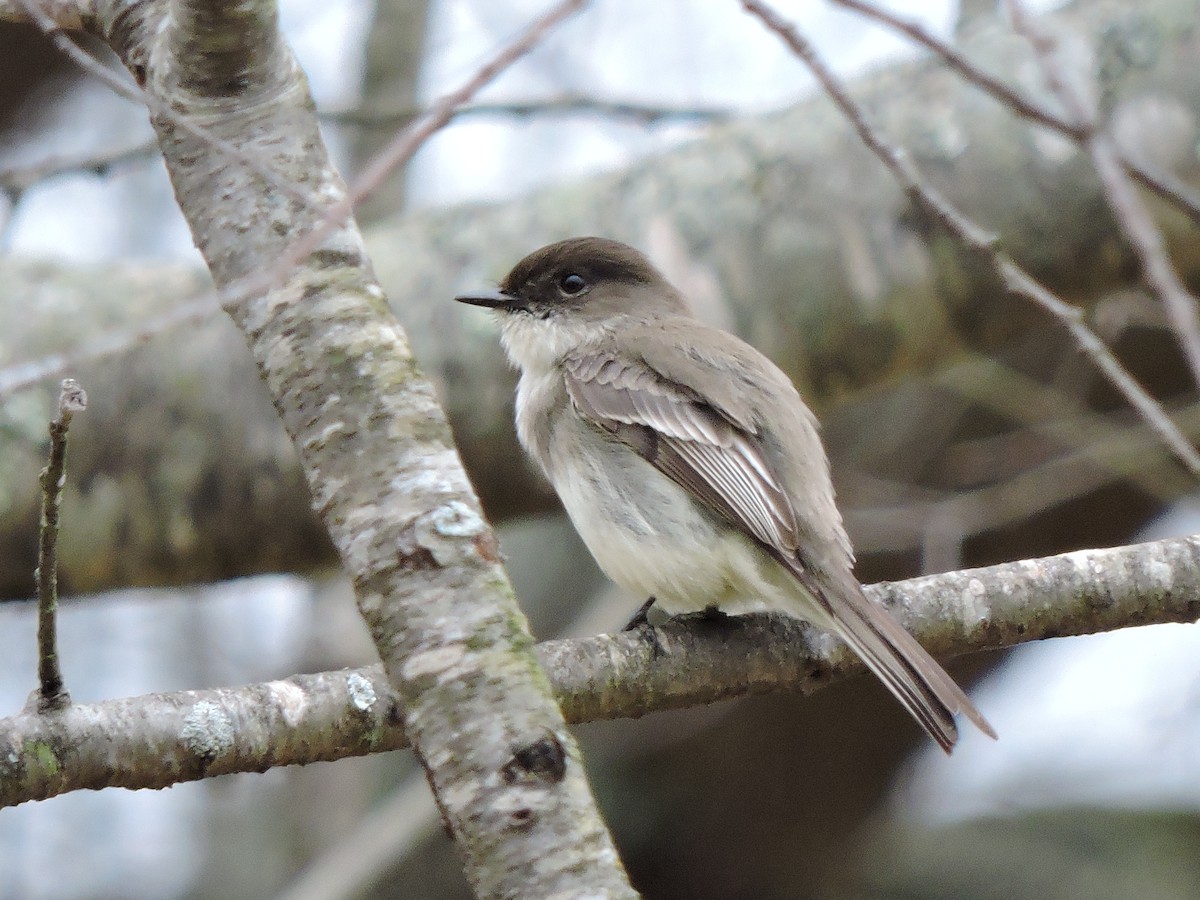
[622,596,657,631]
[623,597,666,659]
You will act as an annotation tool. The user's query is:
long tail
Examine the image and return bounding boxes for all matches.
[776,555,996,753]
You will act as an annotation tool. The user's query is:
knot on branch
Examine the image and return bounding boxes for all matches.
[501,731,567,786]
[396,500,498,570]
[181,700,235,767]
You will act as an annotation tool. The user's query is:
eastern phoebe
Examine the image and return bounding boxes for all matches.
[456,237,994,752]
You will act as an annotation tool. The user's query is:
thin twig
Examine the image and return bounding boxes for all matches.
[33,378,87,712]
[741,0,1200,477]
[322,95,734,129]
[849,400,1200,555]
[0,139,160,194]
[0,298,214,400]
[835,0,1073,134]
[829,0,1200,227]
[339,0,588,229]
[1005,0,1200,392]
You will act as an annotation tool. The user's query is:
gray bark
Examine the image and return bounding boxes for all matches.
[3,533,1197,806]
[0,0,636,896]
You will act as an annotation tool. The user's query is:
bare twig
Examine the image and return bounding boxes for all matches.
[1005,0,1200,392]
[337,1,588,237]
[830,0,1200,227]
[741,0,1200,477]
[0,298,214,400]
[0,139,159,195]
[997,265,1200,474]
[849,399,1200,555]
[32,378,87,712]
[142,0,585,318]
[194,0,590,315]
[323,95,734,129]
[933,353,1193,500]
[836,0,1072,134]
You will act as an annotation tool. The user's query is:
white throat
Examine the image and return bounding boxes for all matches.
[498,311,612,375]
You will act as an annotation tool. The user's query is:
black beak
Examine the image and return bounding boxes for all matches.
[454,288,521,310]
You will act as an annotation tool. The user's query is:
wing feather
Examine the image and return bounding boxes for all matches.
[562,351,798,553]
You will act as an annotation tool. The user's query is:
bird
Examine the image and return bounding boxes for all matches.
[456,236,995,752]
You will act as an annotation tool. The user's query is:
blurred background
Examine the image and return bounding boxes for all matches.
[2,0,1200,897]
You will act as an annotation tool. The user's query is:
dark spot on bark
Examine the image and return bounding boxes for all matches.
[132,64,146,86]
[508,808,536,831]
[397,545,438,570]
[396,522,441,571]
[1016,623,1026,635]
[386,697,405,725]
[311,248,363,270]
[501,732,567,785]
[472,531,501,563]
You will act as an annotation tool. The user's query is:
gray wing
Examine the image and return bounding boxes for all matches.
[562,351,800,555]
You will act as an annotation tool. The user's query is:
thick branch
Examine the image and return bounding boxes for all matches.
[3,535,1197,808]
[56,0,633,895]
[167,0,282,97]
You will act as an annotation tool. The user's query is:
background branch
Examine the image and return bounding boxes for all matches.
[742,0,1200,476]
[831,0,1200,226]
[1,0,1198,598]
[1005,0,1200,390]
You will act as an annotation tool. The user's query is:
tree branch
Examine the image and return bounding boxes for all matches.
[830,0,1200,227]
[1005,0,1200,391]
[741,0,1200,477]
[4,534,1197,808]
[323,95,735,130]
[13,0,635,895]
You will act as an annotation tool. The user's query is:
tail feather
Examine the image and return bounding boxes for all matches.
[776,555,995,753]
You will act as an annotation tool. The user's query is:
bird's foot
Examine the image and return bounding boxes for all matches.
[623,597,666,659]
[622,596,657,631]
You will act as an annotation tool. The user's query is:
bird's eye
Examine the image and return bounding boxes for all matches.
[558,273,588,295]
